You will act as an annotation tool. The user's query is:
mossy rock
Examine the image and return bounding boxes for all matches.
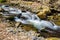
[54,21,60,26]
[46,37,60,40]
[21,24,37,32]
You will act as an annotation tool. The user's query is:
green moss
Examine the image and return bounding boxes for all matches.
[0,0,6,3]
[21,24,37,31]
[54,21,60,26]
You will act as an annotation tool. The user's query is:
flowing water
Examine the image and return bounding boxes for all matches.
[1,5,60,33]
[14,11,60,32]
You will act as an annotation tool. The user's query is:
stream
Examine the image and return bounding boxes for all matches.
[0,5,60,33]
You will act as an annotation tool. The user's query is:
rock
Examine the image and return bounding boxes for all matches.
[37,13,46,19]
[0,7,2,11]
[55,0,60,11]
[37,6,50,19]
[46,37,60,40]
[58,14,60,16]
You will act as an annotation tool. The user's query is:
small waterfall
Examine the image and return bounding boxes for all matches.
[21,12,32,20]
[31,14,41,21]
[27,19,60,31]
[1,5,60,33]
[14,11,60,32]
[15,11,41,24]
[15,17,31,24]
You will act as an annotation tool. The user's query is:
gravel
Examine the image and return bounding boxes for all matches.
[0,22,45,40]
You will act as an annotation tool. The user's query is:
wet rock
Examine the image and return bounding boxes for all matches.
[0,8,2,11]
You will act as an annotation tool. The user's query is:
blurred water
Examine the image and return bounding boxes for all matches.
[15,11,41,24]
[14,11,60,31]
